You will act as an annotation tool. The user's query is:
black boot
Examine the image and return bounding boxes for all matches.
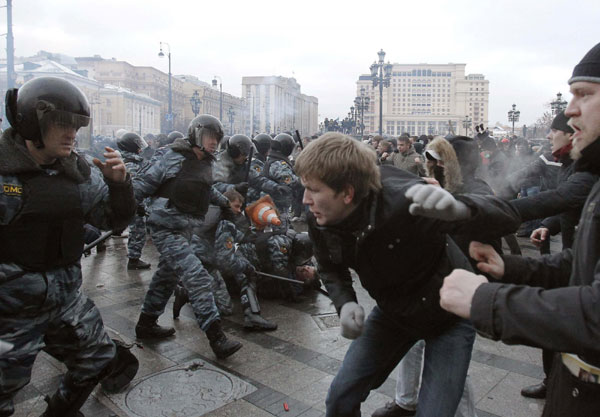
[41,374,95,417]
[206,320,242,359]
[135,312,175,339]
[128,258,151,270]
[243,308,278,331]
[173,284,189,319]
[520,380,547,398]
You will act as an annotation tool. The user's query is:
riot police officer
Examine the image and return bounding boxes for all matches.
[263,133,301,228]
[116,132,152,270]
[0,76,137,416]
[132,115,242,359]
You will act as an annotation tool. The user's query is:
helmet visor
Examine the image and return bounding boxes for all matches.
[39,109,90,130]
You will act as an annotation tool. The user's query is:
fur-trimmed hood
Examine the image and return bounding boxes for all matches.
[213,150,237,183]
[425,137,462,193]
[0,127,90,183]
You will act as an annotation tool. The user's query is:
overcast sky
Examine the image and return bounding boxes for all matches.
[4,0,599,126]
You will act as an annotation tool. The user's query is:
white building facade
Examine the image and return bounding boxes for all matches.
[241,76,318,136]
[357,63,489,137]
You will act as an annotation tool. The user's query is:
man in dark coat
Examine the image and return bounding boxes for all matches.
[437,42,600,417]
[294,132,519,417]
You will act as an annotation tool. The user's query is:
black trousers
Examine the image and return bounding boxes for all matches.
[542,358,600,417]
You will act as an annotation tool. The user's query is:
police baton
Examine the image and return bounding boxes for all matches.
[294,130,304,150]
[83,230,114,254]
[256,271,329,296]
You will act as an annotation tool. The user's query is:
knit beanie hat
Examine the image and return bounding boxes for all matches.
[569,42,600,85]
[550,110,574,134]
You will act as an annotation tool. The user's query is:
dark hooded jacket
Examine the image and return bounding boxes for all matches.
[426,137,503,264]
[510,152,597,250]
[309,165,520,334]
[471,136,600,366]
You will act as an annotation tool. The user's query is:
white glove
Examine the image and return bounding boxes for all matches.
[339,302,365,339]
[405,184,470,221]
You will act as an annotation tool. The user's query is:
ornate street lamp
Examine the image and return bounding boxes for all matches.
[212,76,223,121]
[508,104,520,136]
[190,90,201,117]
[354,87,370,139]
[227,106,235,135]
[158,42,172,132]
[550,92,568,116]
[462,115,472,136]
[370,49,393,135]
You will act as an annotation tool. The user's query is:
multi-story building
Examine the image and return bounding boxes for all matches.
[0,59,161,147]
[175,75,249,136]
[241,76,318,136]
[75,56,187,133]
[357,63,489,137]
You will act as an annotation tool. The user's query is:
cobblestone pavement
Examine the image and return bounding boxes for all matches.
[11,230,561,417]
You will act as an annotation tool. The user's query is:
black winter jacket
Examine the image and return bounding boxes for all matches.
[510,155,598,250]
[471,137,600,366]
[309,166,521,336]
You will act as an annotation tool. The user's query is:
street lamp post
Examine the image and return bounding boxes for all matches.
[507,104,520,137]
[190,90,201,117]
[370,49,393,136]
[158,42,172,132]
[212,76,223,121]
[354,87,370,139]
[227,106,235,135]
[462,115,472,136]
[550,92,568,116]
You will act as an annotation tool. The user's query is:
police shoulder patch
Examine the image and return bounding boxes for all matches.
[283,176,292,184]
[254,166,261,173]
[280,245,288,254]
[2,184,23,197]
[225,237,234,249]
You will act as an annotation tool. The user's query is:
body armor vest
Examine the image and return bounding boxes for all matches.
[262,151,292,181]
[155,156,212,217]
[0,172,85,270]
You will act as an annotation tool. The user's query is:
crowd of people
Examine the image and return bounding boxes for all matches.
[1,41,599,417]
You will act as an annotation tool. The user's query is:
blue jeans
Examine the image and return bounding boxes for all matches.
[325,306,475,417]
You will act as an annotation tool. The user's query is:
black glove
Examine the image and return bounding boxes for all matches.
[275,185,290,196]
[136,205,147,217]
[244,264,257,282]
[220,205,236,222]
[234,182,249,196]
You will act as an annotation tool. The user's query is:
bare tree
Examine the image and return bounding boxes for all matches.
[534,111,553,136]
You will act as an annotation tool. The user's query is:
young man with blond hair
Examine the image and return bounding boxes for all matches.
[295,132,519,416]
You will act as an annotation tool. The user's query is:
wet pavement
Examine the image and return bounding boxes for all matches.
[11,231,561,417]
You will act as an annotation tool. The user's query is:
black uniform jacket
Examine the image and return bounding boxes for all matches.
[308,165,521,337]
[471,138,600,366]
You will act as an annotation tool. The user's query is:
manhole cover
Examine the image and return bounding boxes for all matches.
[312,313,340,330]
[108,360,256,416]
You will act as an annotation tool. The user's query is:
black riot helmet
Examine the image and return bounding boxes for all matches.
[272,133,296,157]
[187,114,224,151]
[226,134,253,159]
[167,130,184,142]
[253,133,272,156]
[117,132,148,154]
[5,76,91,148]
